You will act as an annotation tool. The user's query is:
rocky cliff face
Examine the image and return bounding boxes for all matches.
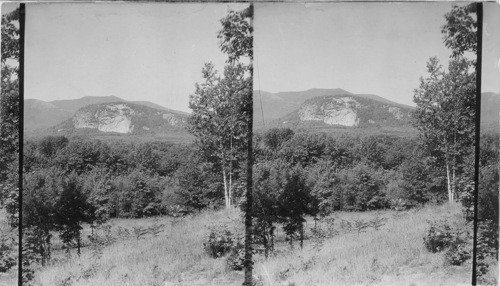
[162,113,183,126]
[388,106,404,120]
[298,96,360,127]
[66,102,187,135]
[272,94,414,132]
[74,104,135,134]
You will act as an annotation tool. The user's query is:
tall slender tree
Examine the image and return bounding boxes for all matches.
[188,62,250,209]
[0,8,20,213]
[413,4,477,203]
[188,6,253,210]
[187,5,253,284]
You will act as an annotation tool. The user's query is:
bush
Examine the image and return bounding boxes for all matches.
[445,243,470,266]
[0,226,17,273]
[226,239,245,271]
[424,218,472,265]
[0,237,16,272]
[204,225,236,258]
[477,220,499,277]
[424,220,454,253]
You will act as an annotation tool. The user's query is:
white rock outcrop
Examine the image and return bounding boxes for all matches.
[388,106,404,120]
[298,97,360,127]
[163,113,182,126]
[74,104,135,134]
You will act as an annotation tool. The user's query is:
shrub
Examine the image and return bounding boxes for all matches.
[0,255,15,273]
[353,219,370,236]
[311,217,337,239]
[369,214,387,230]
[204,225,236,258]
[226,239,245,271]
[477,220,499,278]
[423,219,454,253]
[0,240,16,272]
[445,243,471,266]
[88,224,115,259]
[424,218,472,265]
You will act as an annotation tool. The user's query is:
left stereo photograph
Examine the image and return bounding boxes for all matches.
[14,3,253,285]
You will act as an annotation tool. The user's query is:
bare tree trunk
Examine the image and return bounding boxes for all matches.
[300,224,304,250]
[263,232,268,259]
[452,131,457,202]
[40,236,46,267]
[451,167,456,202]
[77,230,82,257]
[229,132,233,208]
[45,233,51,264]
[446,163,453,204]
[270,225,275,253]
[223,168,229,209]
[229,164,232,208]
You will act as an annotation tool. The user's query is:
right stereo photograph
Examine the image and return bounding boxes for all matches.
[252,2,497,285]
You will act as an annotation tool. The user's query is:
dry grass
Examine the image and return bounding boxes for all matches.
[33,204,474,286]
[254,203,471,286]
[34,208,244,286]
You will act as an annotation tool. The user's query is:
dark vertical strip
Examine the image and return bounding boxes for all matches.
[243,4,254,286]
[17,3,25,286]
[472,2,482,286]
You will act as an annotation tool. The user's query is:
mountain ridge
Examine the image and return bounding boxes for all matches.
[24,96,188,133]
[253,88,415,127]
[34,101,193,142]
[263,94,415,134]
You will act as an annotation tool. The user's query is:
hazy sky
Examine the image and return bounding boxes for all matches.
[24,3,247,113]
[255,2,498,107]
[483,3,500,94]
[4,2,500,111]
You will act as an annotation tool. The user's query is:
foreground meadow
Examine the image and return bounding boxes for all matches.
[254,203,471,286]
[33,208,244,286]
[33,203,474,286]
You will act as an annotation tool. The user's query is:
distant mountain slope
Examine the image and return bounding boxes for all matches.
[24,96,188,134]
[481,92,500,132]
[24,99,73,131]
[130,101,189,116]
[281,94,412,126]
[253,88,353,124]
[46,102,191,139]
[50,96,126,113]
[253,88,414,126]
[256,92,416,136]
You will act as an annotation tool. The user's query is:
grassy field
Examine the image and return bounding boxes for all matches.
[0,208,18,286]
[253,203,471,286]
[33,204,473,286]
[33,208,244,286]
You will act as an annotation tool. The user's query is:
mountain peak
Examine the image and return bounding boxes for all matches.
[305,88,352,95]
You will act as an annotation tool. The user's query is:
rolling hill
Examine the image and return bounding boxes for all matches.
[253,88,354,124]
[49,95,126,113]
[24,99,73,132]
[24,96,188,133]
[40,102,192,141]
[254,89,416,136]
[24,96,194,142]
